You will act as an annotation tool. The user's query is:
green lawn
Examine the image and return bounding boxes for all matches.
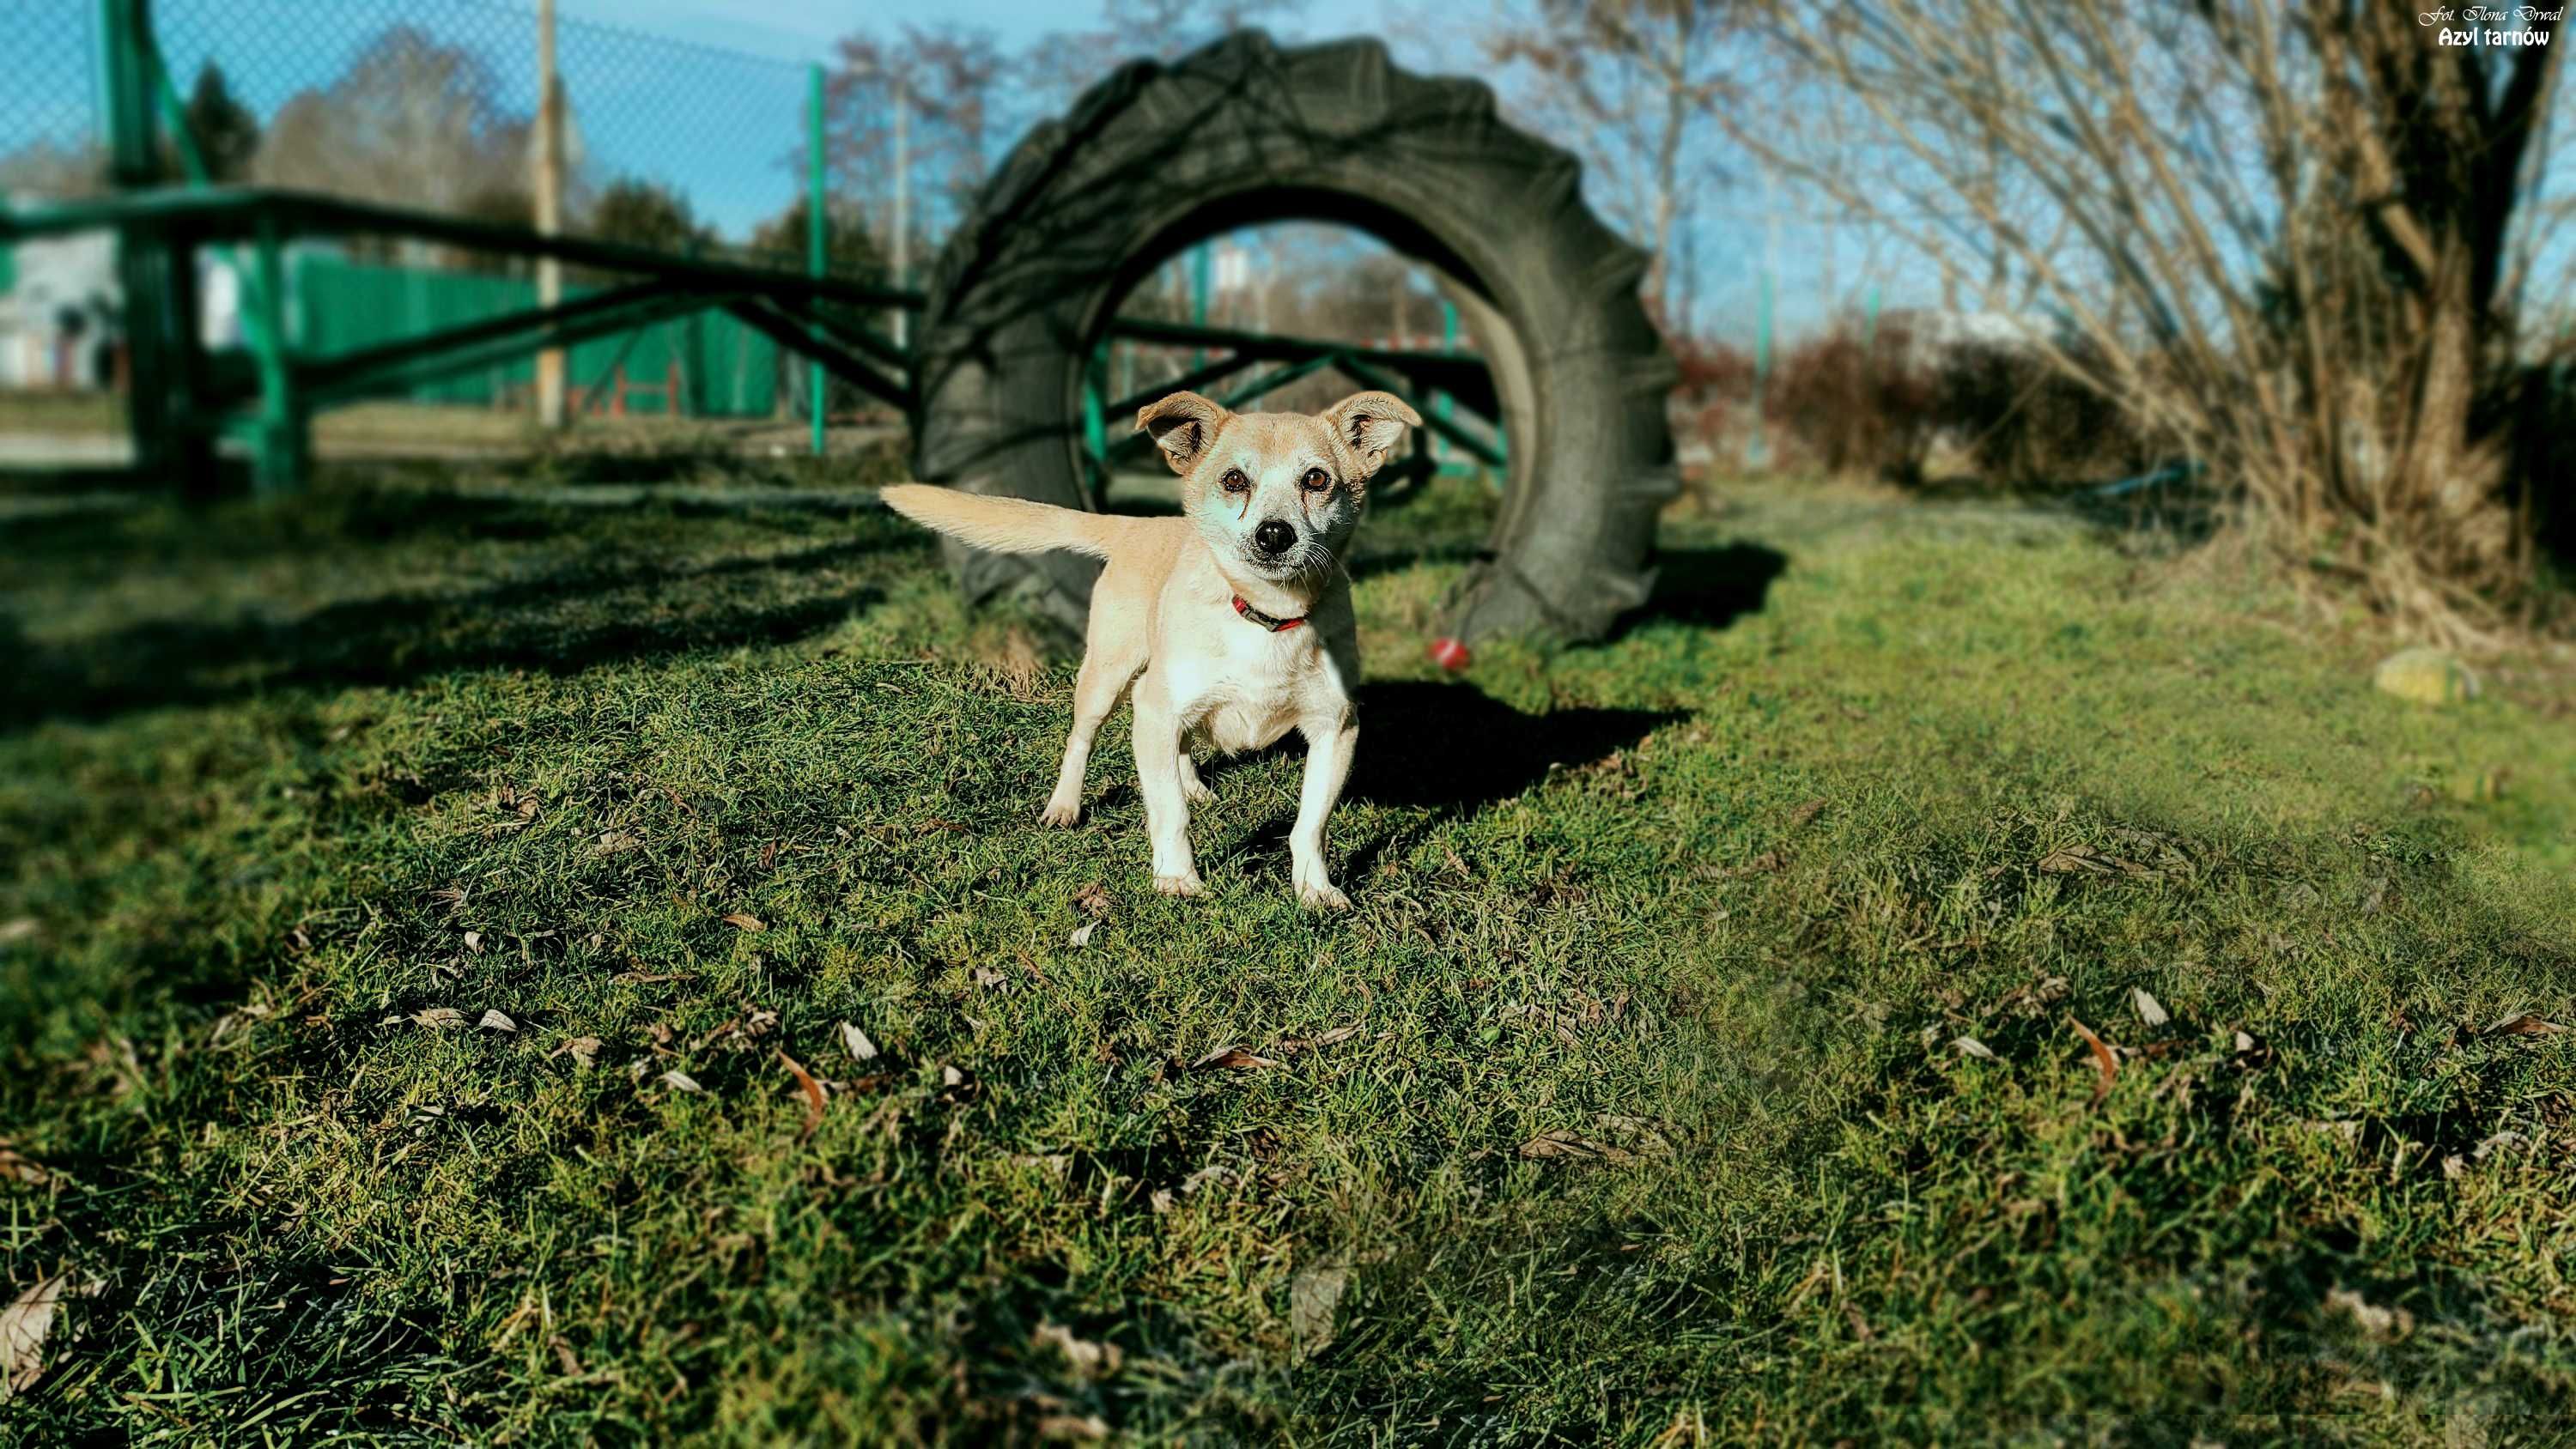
[3,462,2571,1443]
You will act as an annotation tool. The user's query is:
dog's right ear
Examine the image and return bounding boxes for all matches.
[1134,391,1227,476]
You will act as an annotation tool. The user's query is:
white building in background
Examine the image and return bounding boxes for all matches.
[2,191,248,389]
[0,194,121,389]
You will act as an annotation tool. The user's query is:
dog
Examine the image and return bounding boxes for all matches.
[879,389,1419,909]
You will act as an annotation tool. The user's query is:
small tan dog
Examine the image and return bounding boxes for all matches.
[880,389,1418,909]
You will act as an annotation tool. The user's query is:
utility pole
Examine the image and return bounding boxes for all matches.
[889,75,908,349]
[533,0,566,428]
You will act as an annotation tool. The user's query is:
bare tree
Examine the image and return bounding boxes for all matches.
[1730,1,2565,642]
[826,25,1011,272]
[253,28,550,263]
[1482,0,1743,328]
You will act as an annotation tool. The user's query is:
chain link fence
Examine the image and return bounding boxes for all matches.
[4,0,844,444]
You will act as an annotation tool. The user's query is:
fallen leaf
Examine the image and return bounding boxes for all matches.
[2233,1030,2257,1053]
[2484,1011,2564,1037]
[477,1009,518,1033]
[2326,1287,2414,1343]
[0,919,36,945]
[839,1022,878,1062]
[0,1144,46,1186]
[659,1070,703,1094]
[1518,1129,1630,1162]
[1952,1035,1997,1061]
[594,830,641,855]
[1149,1189,1176,1215]
[1031,1321,1122,1378]
[721,912,766,932]
[972,967,1005,988]
[2037,847,2111,874]
[777,1051,826,1140]
[554,1036,602,1066]
[1067,920,1099,948]
[1073,882,1114,919]
[1035,1416,1108,1442]
[1277,1024,1362,1054]
[463,931,483,954]
[941,1064,964,1088]
[413,1007,465,1030]
[1290,1266,1351,1360]
[2132,987,2171,1027]
[1787,797,1829,828]
[1,1277,66,1400]
[2069,1017,2118,1102]
[1188,1046,1282,1071]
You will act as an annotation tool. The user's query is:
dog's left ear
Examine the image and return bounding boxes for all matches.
[1322,391,1424,479]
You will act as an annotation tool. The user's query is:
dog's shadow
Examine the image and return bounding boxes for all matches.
[1200,680,1683,882]
[1348,681,1682,811]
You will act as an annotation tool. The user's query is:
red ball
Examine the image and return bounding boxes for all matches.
[1427,637,1471,672]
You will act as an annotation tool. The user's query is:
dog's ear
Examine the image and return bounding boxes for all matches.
[1134,391,1228,476]
[1322,391,1424,479]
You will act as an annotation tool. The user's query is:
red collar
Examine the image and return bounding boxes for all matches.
[1231,596,1306,632]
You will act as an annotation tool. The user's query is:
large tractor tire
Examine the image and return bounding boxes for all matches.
[911,31,1677,645]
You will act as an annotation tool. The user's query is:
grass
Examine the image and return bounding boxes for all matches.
[2,458,2571,1444]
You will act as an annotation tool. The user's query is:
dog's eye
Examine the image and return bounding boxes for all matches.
[1301,468,1332,493]
[1219,469,1249,494]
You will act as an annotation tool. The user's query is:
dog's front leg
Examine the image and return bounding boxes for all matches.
[1130,675,1202,896]
[1290,706,1358,910]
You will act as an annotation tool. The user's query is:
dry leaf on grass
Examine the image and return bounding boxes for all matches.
[1188,1046,1282,1072]
[1073,882,1114,919]
[1277,1024,1362,1054]
[840,1022,878,1062]
[1787,797,1829,828]
[2069,1017,2118,1102]
[0,1144,47,1186]
[1067,920,1099,949]
[721,912,766,932]
[940,1064,964,1088]
[1036,1415,1109,1443]
[553,1036,602,1066]
[1952,1035,1997,1061]
[463,931,483,954]
[2132,988,2171,1027]
[659,1070,704,1094]
[1031,1321,1122,1378]
[2326,1287,2415,1343]
[0,919,37,946]
[1518,1129,1631,1162]
[412,1008,465,1030]
[0,1276,95,1403]
[1290,1266,1350,1360]
[2484,1011,2564,1037]
[594,830,641,855]
[477,1009,517,1034]
[777,1051,826,1139]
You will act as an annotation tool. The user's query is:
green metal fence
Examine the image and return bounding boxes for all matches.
[294,255,781,416]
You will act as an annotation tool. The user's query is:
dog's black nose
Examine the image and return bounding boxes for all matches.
[1253,519,1296,556]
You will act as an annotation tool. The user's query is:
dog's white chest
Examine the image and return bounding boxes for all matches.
[1164,621,1323,755]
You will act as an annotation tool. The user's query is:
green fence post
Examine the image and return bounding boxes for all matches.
[807,63,827,458]
[248,209,307,494]
[102,0,181,484]
[1080,338,1109,506]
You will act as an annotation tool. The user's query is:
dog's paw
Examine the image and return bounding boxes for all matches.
[1297,882,1352,912]
[1152,870,1206,898]
[1182,778,1215,806]
[1038,797,1081,828]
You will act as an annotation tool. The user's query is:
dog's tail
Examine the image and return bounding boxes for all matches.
[878,483,1127,559]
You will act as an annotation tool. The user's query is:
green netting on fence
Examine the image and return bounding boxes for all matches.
[292,255,781,416]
